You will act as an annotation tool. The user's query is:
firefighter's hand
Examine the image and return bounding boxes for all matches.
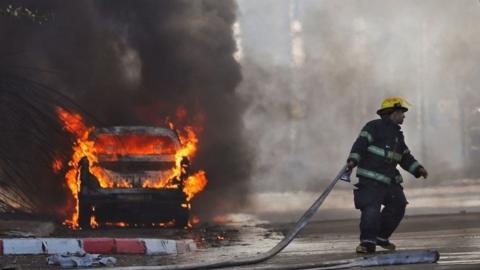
[346,160,356,171]
[419,167,428,179]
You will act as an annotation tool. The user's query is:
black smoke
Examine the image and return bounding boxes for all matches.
[0,0,251,219]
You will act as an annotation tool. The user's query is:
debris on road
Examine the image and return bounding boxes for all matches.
[47,251,116,268]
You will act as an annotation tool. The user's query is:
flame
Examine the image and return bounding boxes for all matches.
[57,107,93,229]
[105,222,128,227]
[184,171,208,201]
[100,221,176,228]
[177,127,208,201]
[90,215,99,229]
[56,107,207,229]
[52,159,63,173]
[177,126,198,159]
[94,134,177,156]
[162,220,176,227]
[190,215,200,225]
[89,206,99,229]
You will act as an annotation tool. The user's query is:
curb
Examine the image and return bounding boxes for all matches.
[0,238,197,255]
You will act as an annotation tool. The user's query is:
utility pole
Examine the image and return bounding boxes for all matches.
[416,21,427,165]
[352,15,368,122]
[288,0,305,154]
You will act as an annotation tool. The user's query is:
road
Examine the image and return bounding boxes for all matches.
[0,212,479,269]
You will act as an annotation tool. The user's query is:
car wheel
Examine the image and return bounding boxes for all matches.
[175,209,190,228]
[78,202,92,229]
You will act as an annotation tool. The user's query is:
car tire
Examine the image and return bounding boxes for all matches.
[175,209,190,228]
[78,201,92,229]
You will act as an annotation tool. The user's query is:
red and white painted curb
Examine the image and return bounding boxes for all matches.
[0,238,196,255]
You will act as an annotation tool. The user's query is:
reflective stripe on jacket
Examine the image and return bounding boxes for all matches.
[347,118,423,185]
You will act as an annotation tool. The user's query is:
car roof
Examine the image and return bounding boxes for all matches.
[93,126,179,137]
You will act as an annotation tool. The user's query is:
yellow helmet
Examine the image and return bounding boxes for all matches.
[377,97,412,115]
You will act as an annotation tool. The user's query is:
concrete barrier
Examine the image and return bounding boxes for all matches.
[143,239,177,255]
[0,238,196,255]
[176,239,198,254]
[42,238,83,254]
[82,238,115,254]
[114,239,145,254]
[3,239,44,255]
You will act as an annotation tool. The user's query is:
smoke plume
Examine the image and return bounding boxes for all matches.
[0,0,251,219]
[237,0,480,218]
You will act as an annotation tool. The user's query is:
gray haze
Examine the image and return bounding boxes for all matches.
[1,0,479,222]
[236,0,480,216]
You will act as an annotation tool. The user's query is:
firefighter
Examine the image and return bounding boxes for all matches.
[346,97,428,253]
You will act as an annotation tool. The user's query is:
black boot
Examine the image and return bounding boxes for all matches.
[376,237,396,251]
[356,241,376,253]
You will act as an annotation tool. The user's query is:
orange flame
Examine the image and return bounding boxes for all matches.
[105,222,128,227]
[57,107,93,229]
[184,171,208,201]
[90,215,99,229]
[190,215,200,225]
[52,159,63,173]
[56,107,207,229]
[94,134,177,156]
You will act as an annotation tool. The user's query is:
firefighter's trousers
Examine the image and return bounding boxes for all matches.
[353,178,408,243]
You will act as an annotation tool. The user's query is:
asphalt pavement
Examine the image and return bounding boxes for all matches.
[0,212,479,269]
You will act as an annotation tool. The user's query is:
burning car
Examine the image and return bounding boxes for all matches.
[77,126,191,228]
[57,107,208,229]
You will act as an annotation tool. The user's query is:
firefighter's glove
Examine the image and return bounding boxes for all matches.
[346,160,357,171]
[418,167,428,179]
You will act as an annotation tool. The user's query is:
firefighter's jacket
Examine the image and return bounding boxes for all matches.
[348,118,423,185]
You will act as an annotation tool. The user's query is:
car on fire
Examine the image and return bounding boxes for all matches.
[77,126,191,228]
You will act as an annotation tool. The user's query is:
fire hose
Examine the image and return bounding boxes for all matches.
[99,166,439,270]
